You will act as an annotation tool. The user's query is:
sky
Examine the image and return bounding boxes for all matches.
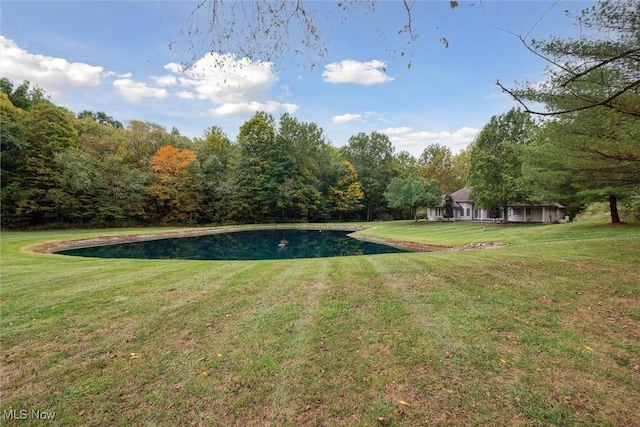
[0,1,594,157]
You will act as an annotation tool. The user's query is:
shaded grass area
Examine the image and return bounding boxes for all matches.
[1,220,639,426]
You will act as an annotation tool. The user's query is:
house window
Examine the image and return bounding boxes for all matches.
[526,208,532,216]
[474,208,480,219]
[465,208,470,217]
[512,208,521,216]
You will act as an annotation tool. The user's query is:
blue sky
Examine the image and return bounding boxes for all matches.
[0,1,593,157]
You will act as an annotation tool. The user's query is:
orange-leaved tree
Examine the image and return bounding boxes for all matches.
[150,144,197,177]
[149,144,200,222]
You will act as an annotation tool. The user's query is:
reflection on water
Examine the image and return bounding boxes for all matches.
[56,229,408,260]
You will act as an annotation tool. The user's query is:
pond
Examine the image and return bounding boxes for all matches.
[55,229,409,260]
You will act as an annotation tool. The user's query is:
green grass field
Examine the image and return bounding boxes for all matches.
[1,218,639,426]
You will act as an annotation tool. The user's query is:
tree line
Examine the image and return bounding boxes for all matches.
[2,79,638,230]
[1,78,472,229]
[2,1,639,228]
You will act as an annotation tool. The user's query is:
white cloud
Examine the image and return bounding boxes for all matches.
[165,52,276,104]
[113,78,168,102]
[0,36,104,95]
[211,101,299,116]
[176,90,197,99]
[379,126,413,135]
[165,52,298,116]
[152,75,178,87]
[332,111,388,125]
[281,103,300,114]
[379,126,480,154]
[322,59,393,85]
[332,113,363,124]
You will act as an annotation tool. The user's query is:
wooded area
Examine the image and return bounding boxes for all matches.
[0,78,470,228]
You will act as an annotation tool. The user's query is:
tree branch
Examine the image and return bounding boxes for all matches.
[496,78,640,117]
[562,47,640,87]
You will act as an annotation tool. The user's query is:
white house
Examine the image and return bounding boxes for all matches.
[426,187,566,223]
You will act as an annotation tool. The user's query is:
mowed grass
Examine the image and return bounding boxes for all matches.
[1,219,639,426]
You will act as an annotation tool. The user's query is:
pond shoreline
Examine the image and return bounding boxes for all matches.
[31,224,505,254]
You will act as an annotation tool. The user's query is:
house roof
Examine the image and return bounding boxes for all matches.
[449,187,472,202]
[435,187,565,209]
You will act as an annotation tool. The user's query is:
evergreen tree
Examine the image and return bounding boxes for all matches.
[501,0,640,222]
[443,194,454,221]
[525,107,640,223]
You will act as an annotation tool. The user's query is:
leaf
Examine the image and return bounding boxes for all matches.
[398,400,411,407]
[201,371,209,377]
[450,1,459,9]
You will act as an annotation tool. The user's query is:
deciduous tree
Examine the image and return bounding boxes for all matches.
[468,108,537,222]
[384,175,441,221]
[418,143,459,194]
[342,131,396,221]
[329,161,364,222]
[177,1,447,68]
[150,145,200,222]
[0,78,48,110]
[277,114,331,221]
[18,102,78,224]
[234,112,299,222]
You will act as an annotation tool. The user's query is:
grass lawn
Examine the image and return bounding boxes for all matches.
[1,217,639,426]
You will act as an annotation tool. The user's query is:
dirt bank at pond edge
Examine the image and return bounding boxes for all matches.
[30,225,506,254]
[349,233,506,252]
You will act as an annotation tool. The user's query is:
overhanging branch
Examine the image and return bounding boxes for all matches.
[496,78,640,117]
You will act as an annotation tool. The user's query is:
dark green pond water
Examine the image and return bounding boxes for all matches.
[56,229,408,260]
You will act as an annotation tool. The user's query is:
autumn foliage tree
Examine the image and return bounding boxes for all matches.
[150,145,199,222]
[418,144,460,194]
[329,161,364,222]
[151,145,197,177]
